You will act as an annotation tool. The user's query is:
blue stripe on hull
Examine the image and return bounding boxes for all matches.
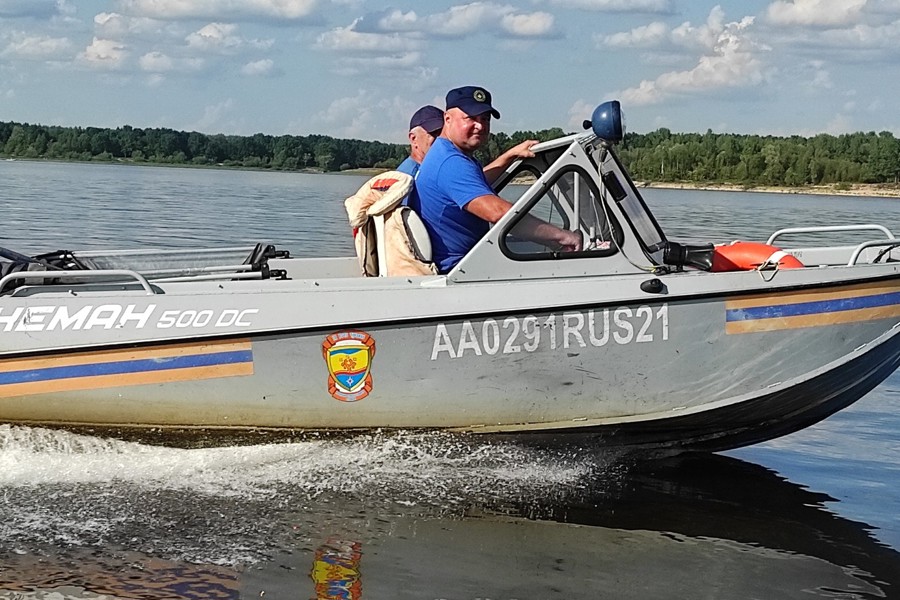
[0,350,254,385]
[727,290,900,322]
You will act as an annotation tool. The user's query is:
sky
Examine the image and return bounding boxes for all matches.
[1,0,900,144]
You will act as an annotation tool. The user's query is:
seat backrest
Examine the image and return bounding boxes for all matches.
[381,207,436,276]
[401,208,432,263]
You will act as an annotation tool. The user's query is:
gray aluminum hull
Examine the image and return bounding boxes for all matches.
[1,262,898,452]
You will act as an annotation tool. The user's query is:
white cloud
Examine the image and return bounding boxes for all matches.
[186,23,241,51]
[1,34,72,60]
[812,69,833,88]
[144,72,165,87]
[138,50,203,72]
[817,20,900,50]
[766,0,867,27]
[616,14,765,106]
[548,0,672,13]
[600,7,729,51]
[315,16,433,75]
[138,50,172,71]
[824,112,854,134]
[332,52,427,75]
[501,12,555,37]
[567,98,596,131]
[801,60,833,88]
[183,22,273,57]
[240,58,274,76]
[356,4,559,39]
[94,12,169,40]
[315,90,374,135]
[316,21,422,53]
[57,1,76,17]
[619,79,665,105]
[311,89,412,139]
[77,37,129,69]
[427,3,511,36]
[116,0,318,21]
[424,3,557,38]
[756,2,900,63]
[192,98,236,132]
[374,9,418,31]
[671,5,726,50]
[602,22,668,47]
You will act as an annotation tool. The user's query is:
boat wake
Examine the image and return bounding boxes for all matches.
[0,425,619,566]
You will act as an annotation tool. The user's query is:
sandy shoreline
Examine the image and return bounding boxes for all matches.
[637,181,900,199]
[330,168,900,199]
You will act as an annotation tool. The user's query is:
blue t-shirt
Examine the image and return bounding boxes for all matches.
[396,156,420,178]
[411,138,493,272]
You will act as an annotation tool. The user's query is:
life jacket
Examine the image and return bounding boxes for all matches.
[344,171,437,277]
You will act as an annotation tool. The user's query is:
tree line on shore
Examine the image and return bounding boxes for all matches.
[2,120,899,186]
[619,128,900,187]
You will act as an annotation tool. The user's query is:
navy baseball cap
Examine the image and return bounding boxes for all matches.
[409,105,444,134]
[445,86,500,119]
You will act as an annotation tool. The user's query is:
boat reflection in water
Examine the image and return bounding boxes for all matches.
[309,538,363,600]
[1,448,897,599]
[245,453,898,599]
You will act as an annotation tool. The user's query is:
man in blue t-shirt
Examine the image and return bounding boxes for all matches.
[412,86,582,273]
[397,105,444,178]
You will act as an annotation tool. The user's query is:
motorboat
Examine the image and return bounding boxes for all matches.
[1,101,898,452]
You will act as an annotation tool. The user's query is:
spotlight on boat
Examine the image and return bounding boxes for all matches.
[586,100,625,145]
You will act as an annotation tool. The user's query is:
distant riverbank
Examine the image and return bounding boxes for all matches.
[346,165,900,198]
[501,173,900,198]
[637,181,900,199]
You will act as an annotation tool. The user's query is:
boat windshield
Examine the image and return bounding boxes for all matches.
[499,163,623,260]
[593,145,668,261]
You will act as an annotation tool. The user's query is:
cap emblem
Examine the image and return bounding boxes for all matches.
[473,89,487,102]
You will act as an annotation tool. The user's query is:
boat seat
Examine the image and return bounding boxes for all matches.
[401,206,433,264]
[345,171,437,277]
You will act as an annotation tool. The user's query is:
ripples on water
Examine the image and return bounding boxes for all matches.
[0,426,612,567]
[2,162,361,255]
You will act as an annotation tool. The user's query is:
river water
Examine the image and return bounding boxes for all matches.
[1,159,899,599]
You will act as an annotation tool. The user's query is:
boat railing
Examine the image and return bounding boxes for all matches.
[847,240,900,266]
[766,224,895,246]
[0,269,156,296]
[765,225,898,267]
